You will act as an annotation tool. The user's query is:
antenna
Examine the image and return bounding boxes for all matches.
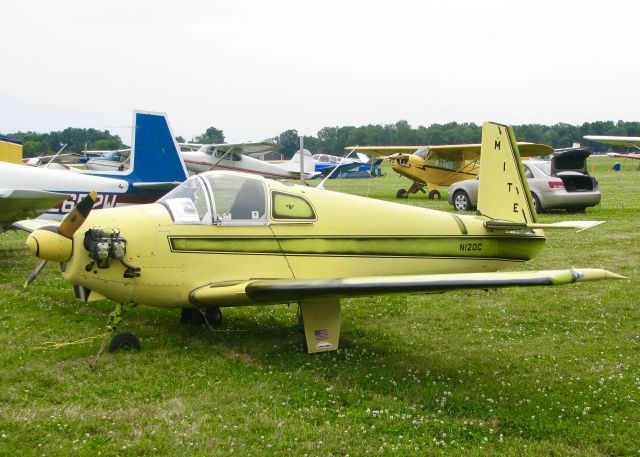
[316,145,358,190]
[299,136,305,186]
[46,143,68,166]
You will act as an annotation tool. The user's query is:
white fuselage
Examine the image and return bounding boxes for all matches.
[1,162,130,217]
[180,149,301,179]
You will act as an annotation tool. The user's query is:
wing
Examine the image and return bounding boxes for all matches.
[607,153,640,160]
[12,218,61,233]
[183,143,279,155]
[348,143,552,160]
[345,146,421,157]
[317,161,361,176]
[215,143,280,155]
[189,268,622,307]
[23,153,85,165]
[0,190,67,229]
[83,149,131,154]
[584,135,640,148]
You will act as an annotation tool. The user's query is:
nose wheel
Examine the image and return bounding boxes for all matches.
[108,332,141,352]
[90,303,139,370]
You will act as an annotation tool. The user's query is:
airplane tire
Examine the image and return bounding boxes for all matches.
[428,190,441,200]
[396,189,408,199]
[205,307,222,326]
[180,308,195,324]
[108,332,141,353]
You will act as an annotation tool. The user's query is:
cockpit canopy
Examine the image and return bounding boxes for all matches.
[412,146,429,159]
[103,150,129,162]
[159,173,267,225]
[313,154,341,164]
[200,145,242,161]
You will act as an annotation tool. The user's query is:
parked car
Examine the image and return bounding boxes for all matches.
[447,147,601,213]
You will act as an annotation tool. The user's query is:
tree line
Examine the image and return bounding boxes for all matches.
[267,120,640,158]
[5,120,639,159]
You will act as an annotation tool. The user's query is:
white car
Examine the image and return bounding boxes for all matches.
[448,147,601,213]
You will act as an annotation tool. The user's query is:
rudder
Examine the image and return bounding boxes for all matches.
[477,122,537,223]
[128,111,189,183]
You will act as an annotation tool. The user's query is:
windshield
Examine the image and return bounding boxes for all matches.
[205,174,267,223]
[413,146,429,159]
[158,176,211,224]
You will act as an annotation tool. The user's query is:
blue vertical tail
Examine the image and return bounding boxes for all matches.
[125,110,188,184]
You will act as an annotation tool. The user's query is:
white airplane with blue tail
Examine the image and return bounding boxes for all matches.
[1,110,188,230]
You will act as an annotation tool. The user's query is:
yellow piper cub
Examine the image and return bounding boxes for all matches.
[352,141,553,200]
[20,122,622,357]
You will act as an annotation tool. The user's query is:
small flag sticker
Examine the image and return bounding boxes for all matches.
[314,329,329,341]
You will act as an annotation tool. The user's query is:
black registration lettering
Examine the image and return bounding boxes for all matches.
[460,242,483,252]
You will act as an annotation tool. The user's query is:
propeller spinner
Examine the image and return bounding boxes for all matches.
[24,191,97,287]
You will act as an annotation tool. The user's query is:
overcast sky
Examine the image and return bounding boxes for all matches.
[1,0,638,144]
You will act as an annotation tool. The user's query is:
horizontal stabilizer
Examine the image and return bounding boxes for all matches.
[13,218,61,233]
[189,268,623,307]
[132,181,182,190]
[484,219,604,233]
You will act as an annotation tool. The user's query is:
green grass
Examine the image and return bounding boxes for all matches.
[1,158,638,456]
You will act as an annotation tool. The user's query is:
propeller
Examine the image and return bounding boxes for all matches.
[24,191,97,288]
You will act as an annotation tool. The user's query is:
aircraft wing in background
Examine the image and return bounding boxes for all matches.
[348,142,553,160]
[0,189,67,229]
[584,135,640,149]
[180,142,279,155]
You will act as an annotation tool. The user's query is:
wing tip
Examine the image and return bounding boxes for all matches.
[573,268,626,281]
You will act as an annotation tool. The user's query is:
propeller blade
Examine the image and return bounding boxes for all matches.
[24,259,48,288]
[58,191,97,238]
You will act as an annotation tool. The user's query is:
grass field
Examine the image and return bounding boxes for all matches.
[0,158,638,456]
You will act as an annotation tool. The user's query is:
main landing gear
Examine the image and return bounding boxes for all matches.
[180,307,223,328]
[395,182,441,200]
[427,189,441,200]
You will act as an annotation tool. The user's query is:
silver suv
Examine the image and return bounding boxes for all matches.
[447,147,601,213]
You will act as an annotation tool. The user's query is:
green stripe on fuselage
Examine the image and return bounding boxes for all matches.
[169,235,544,261]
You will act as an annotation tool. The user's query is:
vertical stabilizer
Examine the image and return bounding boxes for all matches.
[477,122,537,223]
[127,111,189,183]
[280,149,316,174]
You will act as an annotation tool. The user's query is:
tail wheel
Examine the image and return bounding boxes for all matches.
[453,191,471,211]
[428,190,441,200]
[396,189,408,199]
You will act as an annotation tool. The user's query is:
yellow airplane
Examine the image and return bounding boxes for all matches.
[19,122,622,358]
[350,142,553,199]
[0,134,23,163]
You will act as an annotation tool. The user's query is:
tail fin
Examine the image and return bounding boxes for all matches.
[127,110,189,183]
[280,149,316,174]
[477,122,537,223]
